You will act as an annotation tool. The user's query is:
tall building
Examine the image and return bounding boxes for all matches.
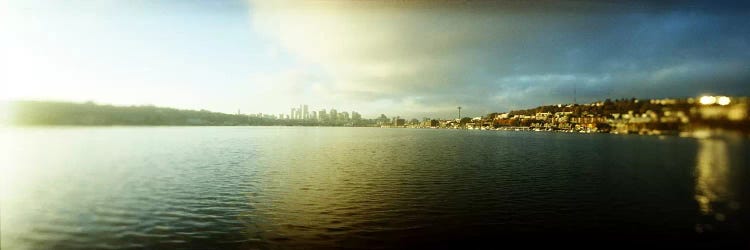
[319,109,327,121]
[341,111,350,121]
[303,105,309,120]
[330,109,338,122]
[311,111,317,120]
[290,108,296,120]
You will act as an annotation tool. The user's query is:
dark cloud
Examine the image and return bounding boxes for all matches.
[253,1,750,118]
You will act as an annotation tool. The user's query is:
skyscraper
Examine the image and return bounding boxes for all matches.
[341,111,350,121]
[319,109,327,121]
[303,105,309,120]
[330,109,338,122]
[290,108,296,120]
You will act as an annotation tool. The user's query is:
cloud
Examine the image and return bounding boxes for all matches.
[250,1,750,118]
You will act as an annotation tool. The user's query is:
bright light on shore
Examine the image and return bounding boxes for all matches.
[699,95,731,105]
[717,96,731,106]
[699,96,717,105]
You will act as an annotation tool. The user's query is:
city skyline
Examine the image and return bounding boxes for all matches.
[7,93,745,125]
[227,94,750,122]
[285,104,362,122]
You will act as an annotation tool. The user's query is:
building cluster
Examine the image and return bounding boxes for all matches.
[285,104,362,124]
[241,104,362,125]
[380,116,406,127]
[389,96,750,135]
[243,96,747,134]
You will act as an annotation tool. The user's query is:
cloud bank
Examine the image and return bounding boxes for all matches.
[250,1,750,118]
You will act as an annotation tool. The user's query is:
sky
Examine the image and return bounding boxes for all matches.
[1,0,749,119]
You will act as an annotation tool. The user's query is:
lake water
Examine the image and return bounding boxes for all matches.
[1,127,748,248]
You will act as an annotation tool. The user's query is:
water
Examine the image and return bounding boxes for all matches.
[1,127,748,248]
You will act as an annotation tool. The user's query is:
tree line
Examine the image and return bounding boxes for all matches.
[7,101,373,126]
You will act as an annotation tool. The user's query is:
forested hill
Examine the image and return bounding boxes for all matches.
[4,101,287,126]
[502,98,693,117]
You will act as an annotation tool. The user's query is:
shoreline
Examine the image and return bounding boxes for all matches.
[4,125,748,140]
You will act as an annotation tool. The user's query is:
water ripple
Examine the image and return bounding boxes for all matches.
[2,127,748,249]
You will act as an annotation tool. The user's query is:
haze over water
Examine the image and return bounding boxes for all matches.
[2,127,748,248]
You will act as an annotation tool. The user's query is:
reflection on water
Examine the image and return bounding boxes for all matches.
[694,139,731,215]
[693,135,746,236]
